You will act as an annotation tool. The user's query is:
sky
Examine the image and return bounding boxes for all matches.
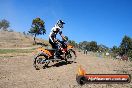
[0,0,132,48]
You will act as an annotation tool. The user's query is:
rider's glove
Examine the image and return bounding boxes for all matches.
[59,31,62,35]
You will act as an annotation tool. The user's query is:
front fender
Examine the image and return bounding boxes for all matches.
[67,45,74,50]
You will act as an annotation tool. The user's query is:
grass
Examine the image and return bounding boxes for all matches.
[0,49,34,54]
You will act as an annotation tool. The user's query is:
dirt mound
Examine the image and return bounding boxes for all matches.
[0,31,49,48]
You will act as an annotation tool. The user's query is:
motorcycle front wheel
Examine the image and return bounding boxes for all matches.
[65,49,76,63]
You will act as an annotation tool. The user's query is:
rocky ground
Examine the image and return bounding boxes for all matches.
[0,52,132,88]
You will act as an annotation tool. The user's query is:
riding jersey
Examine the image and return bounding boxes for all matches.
[49,25,62,43]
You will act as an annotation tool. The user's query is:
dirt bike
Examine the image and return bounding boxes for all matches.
[33,40,77,70]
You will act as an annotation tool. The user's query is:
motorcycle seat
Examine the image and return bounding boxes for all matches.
[45,48,56,51]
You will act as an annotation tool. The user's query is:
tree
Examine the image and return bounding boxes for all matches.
[79,41,99,52]
[119,35,132,56]
[68,40,77,47]
[98,44,109,52]
[78,42,83,50]
[89,41,98,52]
[119,35,132,60]
[85,42,90,51]
[0,19,10,31]
[23,31,26,35]
[81,41,88,49]
[111,45,120,57]
[28,18,46,44]
[0,22,2,29]
[78,41,89,50]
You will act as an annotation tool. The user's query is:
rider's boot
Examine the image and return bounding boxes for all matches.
[60,48,66,59]
[54,52,57,59]
[60,54,65,59]
[54,50,59,59]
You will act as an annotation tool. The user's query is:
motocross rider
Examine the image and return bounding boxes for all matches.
[49,20,66,58]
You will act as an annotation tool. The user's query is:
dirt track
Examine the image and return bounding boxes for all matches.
[0,52,132,88]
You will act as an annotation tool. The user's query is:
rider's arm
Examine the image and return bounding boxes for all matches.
[59,31,66,40]
[60,34,66,40]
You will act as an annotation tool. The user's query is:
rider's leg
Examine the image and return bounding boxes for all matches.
[49,39,58,59]
[57,41,66,59]
[58,41,66,53]
[49,39,56,49]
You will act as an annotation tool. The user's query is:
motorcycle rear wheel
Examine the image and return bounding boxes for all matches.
[34,55,49,70]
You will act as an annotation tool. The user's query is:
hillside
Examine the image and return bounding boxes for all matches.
[0,31,49,48]
[0,31,132,88]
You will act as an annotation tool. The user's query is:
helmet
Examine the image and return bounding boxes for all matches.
[56,20,65,28]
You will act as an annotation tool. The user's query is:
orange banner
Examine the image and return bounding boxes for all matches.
[76,74,131,85]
